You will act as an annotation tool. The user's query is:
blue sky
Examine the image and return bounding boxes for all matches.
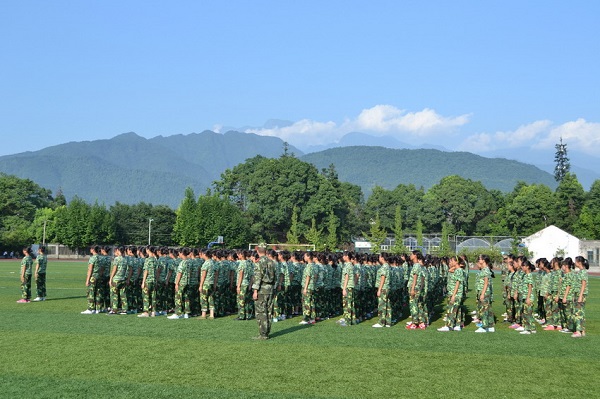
[1,1,598,157]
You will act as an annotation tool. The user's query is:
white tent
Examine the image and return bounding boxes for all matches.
[522,225,580,260]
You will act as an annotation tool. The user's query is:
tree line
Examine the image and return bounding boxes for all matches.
[0,152,597,252]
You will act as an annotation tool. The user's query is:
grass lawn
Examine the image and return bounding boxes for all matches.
[1,260,599,399]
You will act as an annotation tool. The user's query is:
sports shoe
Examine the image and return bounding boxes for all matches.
[515,326,525,331]
[167,314,181,319]
[487,327,495,332]
[571,332,582,338]
[339,320,348,327]
[118,311,128,315]
[272,318,278,323]
[137,312,150,318]
[17,299,30,303]
[418,323,427,330]
[407,323,418,330]
[475,327,488,333]
[385,325,391,328]
[80,309,94,314]
[32,297,43,302]
[437,326,451,332]
[509,323,521,329]
[520,330,532,335]
[453,326,462,331]
[560,328,571,334]
[107,310,117,315]
[372,323,384,328]
[544,325,556,331]
[308,319,316,325]
[299,320,310,325]
[470,310,477,315]
[280,315,286,320]
[183,314,189,319]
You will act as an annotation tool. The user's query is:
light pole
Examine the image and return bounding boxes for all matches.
[148,218,154,246]
[43,220,47,245]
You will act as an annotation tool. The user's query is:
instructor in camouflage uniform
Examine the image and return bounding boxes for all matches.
[252,245,276,340]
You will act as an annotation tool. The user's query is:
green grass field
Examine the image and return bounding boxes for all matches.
[1,260,599,399]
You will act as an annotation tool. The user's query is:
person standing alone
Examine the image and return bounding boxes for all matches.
[252,245,276,340]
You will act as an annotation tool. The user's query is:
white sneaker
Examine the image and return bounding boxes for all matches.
[33,297,43,302]
[272,318,278,323]
[520,330,531,335]
[475,327,487,333]
[372,323,383,328]
[487,327,495,332]
[81,309,94,314]
[453,326,462,331]
[437,326,451,332]
[470,311,477,315]
[385,325,391,328]
[299,320,310,325]
[339,320,348,327]
[183,314,189,319]
[167,314,181,319]
[515,326,525,331]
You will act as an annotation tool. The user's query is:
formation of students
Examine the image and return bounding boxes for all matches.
[500,255,589,338]
[14,243,589,338]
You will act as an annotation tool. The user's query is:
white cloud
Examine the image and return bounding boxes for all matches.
[459,119,600,155]
[459,120,552,152]
[244,105,471,146]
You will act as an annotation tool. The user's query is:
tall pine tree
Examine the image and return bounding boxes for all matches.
[554,137,570,182]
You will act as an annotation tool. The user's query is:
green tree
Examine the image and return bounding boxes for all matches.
[575,179,600,239]
[440,222,451,255]
[363,212,387,254]
[324,210,339,251]
[286,205,302,244]
[554,173,585,233]
[505,184,556,235]
[304,218,324,251]
[416,218,424,247]
[391,205,405,254]
[195,193,252,248]
[173,187,198,246]
[55,196,91,251]
[554,137,570,182]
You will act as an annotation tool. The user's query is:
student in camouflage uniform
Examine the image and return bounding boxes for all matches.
[544,257,563,330]
[17,247,34,303]
[509,257,525,329]
[82,245,104,314]
[474,254,495,333]
[406,250,425,330]
[373,253,392,328]
[252,245,276,339]
[516,261,536,334]
[138,246,159,317]
[108,246,129,314]
[235,250,254,320]
[100,246,112,311]
[199,250,218,319]
[537,258,551,325]
[33,245,48,301]
[339,252,356,327]
[438,256,466,331]
[272,250,285,322]
[300,252,317,325]
[571,256,589,338]
[168,248,191,319]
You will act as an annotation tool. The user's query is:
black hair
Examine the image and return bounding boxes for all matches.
[575,256,589,270]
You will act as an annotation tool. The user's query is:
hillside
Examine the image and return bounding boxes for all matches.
[300,146,557,194]
[0,133,559,207]
[0,131,301,207]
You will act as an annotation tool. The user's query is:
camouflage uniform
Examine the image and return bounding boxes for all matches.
[20,255,34,300]
[86,254,103,311]
[475,266,494,329]
[142,256,158,313]
[521,272,536,332]
[573,268,588,333]
[445,267,465,328]
[175,258,191,316]
[408,263,423,325]
[252,255,276,338]
[376,262,392,326]
[236,259,254,319]
[110,255,129,311]
[35,253,48,298]
[101,254,112,310]
[341,261,356,325]
[200,258,217,312]
[301,262,317,322]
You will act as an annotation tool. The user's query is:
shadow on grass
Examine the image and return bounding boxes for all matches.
[44,296,86,301]
[269,324,312,339]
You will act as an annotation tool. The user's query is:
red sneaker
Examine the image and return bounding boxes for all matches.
[543,325,556,331]
[418,323,427,330]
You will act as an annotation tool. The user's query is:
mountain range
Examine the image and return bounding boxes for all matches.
[0,130,585,208]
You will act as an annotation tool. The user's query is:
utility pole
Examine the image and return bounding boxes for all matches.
[148,218,154,246]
